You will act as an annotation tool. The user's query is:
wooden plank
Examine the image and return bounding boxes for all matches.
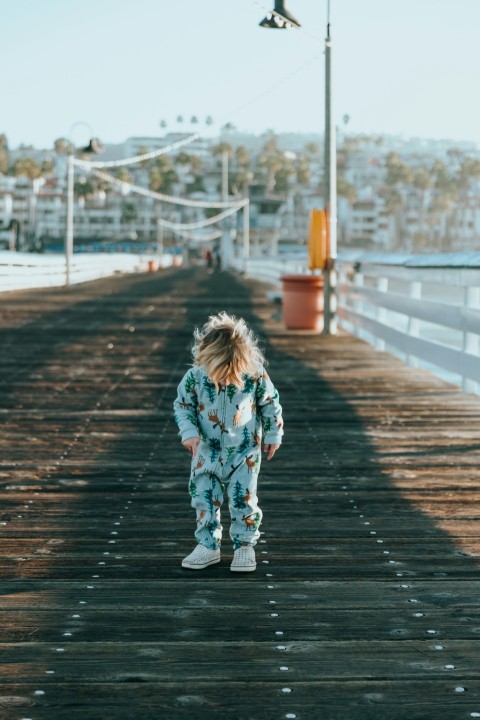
[0,640,478,680]
[2,608,480,643]
[0,681,480,720]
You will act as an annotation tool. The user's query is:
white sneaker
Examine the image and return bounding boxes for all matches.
[230,545,256,572]
[182,545,220,570]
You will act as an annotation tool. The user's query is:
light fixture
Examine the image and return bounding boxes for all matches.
[80,138,104,155]
[259,1,300,29]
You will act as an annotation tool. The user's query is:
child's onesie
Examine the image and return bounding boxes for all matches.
[174,366,283,549]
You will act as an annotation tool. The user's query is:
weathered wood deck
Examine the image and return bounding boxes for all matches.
[1,267,480,720]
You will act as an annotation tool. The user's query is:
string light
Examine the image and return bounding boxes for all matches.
[73,161,245,244]
[79,164,247,210]
[74,133,200,169]
[168,227,224,243]
[158,207,240,230]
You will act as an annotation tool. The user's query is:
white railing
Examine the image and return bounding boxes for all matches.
[230,256,308,287]
[0,252,178,292]
[337,252,480,394]
[237,251,480,395]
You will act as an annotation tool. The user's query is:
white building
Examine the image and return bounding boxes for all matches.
[341,189,390,249]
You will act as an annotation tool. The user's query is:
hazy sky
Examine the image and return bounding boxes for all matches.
[2,0,480,148]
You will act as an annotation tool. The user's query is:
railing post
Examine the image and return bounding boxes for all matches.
[463,286,480,394]
[376,276,389,351]
[407,281,422,367]
[353,271,364,340]
[65,153,74,286]
[243,202,249,275]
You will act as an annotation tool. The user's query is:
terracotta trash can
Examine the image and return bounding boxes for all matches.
[281,274,324,332]
[147,259,158,272]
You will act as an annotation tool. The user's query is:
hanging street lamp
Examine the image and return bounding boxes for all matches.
[259,1,301,28]
[259,1,337,335]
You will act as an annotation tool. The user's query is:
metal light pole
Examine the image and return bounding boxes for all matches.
[156,213,164,258]
[323,0,337,335]
[221,148,229,202]
[243,201,250,272]
[64,129,104,286]
[65,153,74,286]
[221,149,229,268]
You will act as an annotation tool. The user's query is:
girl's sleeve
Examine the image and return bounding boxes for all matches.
[173,369,200,442]
[256,371,284,445]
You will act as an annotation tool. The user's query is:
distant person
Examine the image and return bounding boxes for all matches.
[213,245,222,271]
[204,248,213,271]
[173,312,284,572]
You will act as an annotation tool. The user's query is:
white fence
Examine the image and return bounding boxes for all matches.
[240,252,480,395]
[338,252,480,393]
[229,256,308,287]
[0,252,177,292]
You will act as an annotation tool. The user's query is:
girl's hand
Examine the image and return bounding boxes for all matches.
[264,443,280,460]
[183,437,200,458]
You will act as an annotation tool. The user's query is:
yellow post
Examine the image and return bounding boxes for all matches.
[308,208,329,271]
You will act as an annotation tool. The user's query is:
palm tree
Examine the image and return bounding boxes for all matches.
[74,178,95,197]
[257,132,285,192]
[294,155,310,188]
[53,138,74,155]
[273,157,296,193]
[382,189,404,250]
[12,158,42,179]
[116,168,133,184]
[385,152,413,186]
[149,156,178,194]
[231,168,252,196]
[235,146,250,168]
[431,159,456,249]
[176,151,191,166]
[337,175,356,203]
[455,157,480,247]
[382,153,415,248]
[137,145,150,170]
[412,168,431,249]
[304,141,320,158]
[0,134,9,174]
[189,155,202,176]
[41,159,54,175]
[211,142,234,162]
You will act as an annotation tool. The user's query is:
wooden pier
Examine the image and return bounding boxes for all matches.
[1,267,480,719]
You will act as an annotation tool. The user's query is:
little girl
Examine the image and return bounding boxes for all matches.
[173,312,284,572]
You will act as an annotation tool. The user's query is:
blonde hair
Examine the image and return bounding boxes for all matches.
[192,312,265,389]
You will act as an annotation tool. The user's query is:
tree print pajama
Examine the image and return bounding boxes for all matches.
[173,366,283,550]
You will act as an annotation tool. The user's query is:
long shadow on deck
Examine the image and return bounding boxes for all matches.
[1,268,479,718]
[0,267,194,408]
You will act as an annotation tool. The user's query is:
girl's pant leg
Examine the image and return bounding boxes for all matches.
[189,472,224,549]
[227,468,263,550]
